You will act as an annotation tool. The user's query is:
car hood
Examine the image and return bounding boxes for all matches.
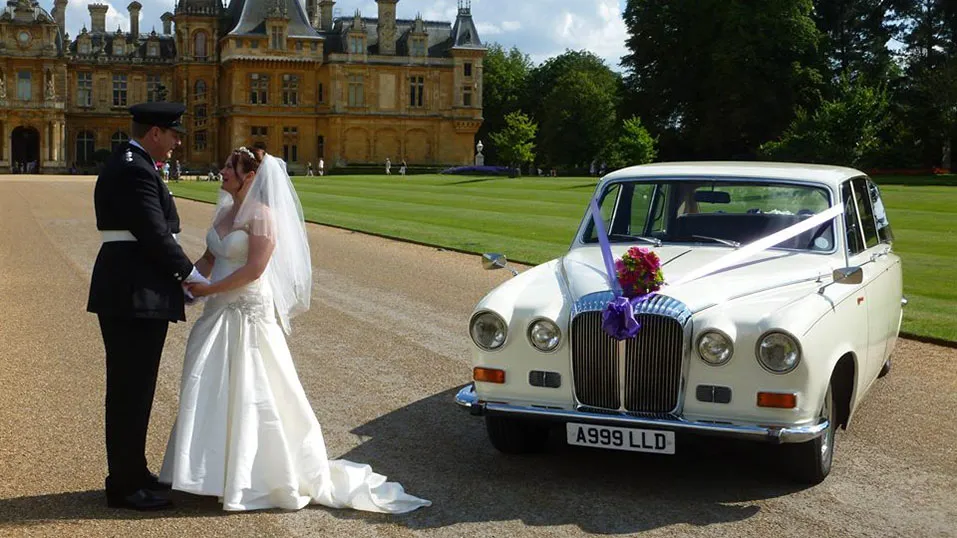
[561,245,841,312]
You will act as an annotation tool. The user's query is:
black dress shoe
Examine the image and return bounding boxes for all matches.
[146,473,172,492]
[106,488,173,511]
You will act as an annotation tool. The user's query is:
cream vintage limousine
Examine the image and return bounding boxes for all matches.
[456,162,903,484]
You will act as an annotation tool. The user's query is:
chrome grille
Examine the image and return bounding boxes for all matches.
[570,295,688,414]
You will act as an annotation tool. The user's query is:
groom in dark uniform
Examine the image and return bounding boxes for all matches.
[87,102,200,510]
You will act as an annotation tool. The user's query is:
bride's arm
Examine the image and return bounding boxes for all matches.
[194,248,216,278]
[190,234,275,296]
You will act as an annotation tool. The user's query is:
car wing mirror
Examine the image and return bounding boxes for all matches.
[832,266,863,285]
[482,253,518,276]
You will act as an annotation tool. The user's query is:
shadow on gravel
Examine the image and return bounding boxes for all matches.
[0,488,229,525]
[326,386,807,534]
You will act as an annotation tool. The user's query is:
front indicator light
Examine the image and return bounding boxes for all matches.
[474,367,505,384]
[757,392,797,409]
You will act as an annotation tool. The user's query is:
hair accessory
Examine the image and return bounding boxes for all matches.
[234,146,256,161]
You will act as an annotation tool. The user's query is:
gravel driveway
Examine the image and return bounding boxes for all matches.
[0,177,954,537]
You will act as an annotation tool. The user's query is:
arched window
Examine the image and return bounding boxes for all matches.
[194,79,207,102]
[111,131,129,152]
[194,31,208,59]
[75,131,94,164]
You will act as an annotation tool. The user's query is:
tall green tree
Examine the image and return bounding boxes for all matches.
[621,0,824,160]
[616,116,658,166]
[812,0,898,85]
[478,44,533,165]
[526,50,620,167]
[489,111,537,171]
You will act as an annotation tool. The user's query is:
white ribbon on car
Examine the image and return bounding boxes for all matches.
[664,203,845,288]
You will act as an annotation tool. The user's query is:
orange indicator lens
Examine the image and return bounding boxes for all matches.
[756,392,797,409]
[473,367,506,384]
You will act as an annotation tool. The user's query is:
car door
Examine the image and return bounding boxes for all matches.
[864,179,903,359]
[847,177,897,382]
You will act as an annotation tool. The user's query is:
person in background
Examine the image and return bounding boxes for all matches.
[385,157,392,175]
[318,158,324,176]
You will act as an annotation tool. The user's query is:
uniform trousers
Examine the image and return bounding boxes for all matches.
[97,314,169,495]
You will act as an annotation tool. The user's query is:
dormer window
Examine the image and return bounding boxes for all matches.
[147,42,159,57]
[114,42,124,56]
[270,27,284,50]
[348,35,365,54]
[410,38,426,57]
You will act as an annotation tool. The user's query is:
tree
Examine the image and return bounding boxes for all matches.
[616,116,658,165]
[478,44,533,165]
[812,0,898,85]
[489,111,537,171]
[758,78,890,167]
[527,50,620,167]
[621,0,823,160]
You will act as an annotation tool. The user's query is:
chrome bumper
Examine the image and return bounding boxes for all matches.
[455,383,827,445]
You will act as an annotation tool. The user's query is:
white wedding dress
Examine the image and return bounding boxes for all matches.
[159,227,430,513]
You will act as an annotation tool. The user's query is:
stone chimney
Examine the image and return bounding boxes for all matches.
[128,2,141,37]
[306,0,318,28]
[376,0,397,55]
[319,0,335,32]
[89,3,108,33]
[53,0,68,37]
[161,12,173,35]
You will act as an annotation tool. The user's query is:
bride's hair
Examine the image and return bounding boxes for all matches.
[230,146,263,177]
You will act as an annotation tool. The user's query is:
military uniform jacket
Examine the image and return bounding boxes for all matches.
[87,142,194,321]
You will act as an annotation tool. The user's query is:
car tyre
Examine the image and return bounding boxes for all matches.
[878,358,892,378]
[485,416,549,454]
[789,382,836,485]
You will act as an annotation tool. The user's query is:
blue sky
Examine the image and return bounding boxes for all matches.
[54,0,630,70]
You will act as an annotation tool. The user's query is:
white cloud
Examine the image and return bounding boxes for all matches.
[500,20,521,32]
[476,22,503,35]
[63,0,131,37]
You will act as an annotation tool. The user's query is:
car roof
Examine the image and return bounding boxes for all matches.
[600,161,866,190]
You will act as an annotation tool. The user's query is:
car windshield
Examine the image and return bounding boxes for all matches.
[583,179,835,251]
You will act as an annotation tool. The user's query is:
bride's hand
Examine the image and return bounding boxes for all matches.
[186,282,214,298]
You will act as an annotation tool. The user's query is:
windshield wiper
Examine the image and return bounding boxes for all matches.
[690,235,741,248]
[608,233,662,247]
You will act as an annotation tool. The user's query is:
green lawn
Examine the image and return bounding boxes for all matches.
[170,174,956,343]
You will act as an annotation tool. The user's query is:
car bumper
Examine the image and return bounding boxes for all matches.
[455,383,827,445]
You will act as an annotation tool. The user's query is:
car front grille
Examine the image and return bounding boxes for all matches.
[570,305,687,414]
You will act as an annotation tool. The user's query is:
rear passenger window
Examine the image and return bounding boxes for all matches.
[841,181,864,255]
[867,180,893,243]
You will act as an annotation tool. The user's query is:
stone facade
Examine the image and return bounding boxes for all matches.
[2,0,484,174]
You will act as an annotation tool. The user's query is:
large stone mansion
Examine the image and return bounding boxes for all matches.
[1,0,485,173]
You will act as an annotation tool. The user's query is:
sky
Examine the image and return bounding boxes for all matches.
[53,0,630,70]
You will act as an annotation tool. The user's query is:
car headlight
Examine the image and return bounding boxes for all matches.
[470,311,507,351]
[756,331,801,373]
[528,319,561,352]
[697,331,733,365]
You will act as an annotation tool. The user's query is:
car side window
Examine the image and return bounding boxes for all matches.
[867,180,894,243]
[852,177,880,249]
[841,181,865,255]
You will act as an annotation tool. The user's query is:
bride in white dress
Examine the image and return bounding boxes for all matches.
[159,147,430,513]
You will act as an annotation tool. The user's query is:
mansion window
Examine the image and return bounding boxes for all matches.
[147,42,159,57]
[348,35,365,54]
[283,143,298,163]
[462,85,472,107]
[17,71,31,101]
[282,74,299,105]
[250,74,268,104]
[347,75,364,106]
[409,76,425,108]
[251,126,268,137]
[78,40,91,55]
[410,38,426,57]
[114,42,125,56]
[464,62,473,77]
[295,41,303,51]
[75,131,95,164]
[76,72,93,107]
[194,104,207,127]
[146,75,162,102]
[270,27,284,50]
[251,40,259,49]
[111,131,129,152]
[113,75,128,107]
[317,82,324,103]
[194,80,207,102]
[194,130,207,151]
[194,32,208,59]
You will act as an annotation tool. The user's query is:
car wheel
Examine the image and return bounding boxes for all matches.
[789,382,836,485]
[878,358,892,378]
[485,416,550,454]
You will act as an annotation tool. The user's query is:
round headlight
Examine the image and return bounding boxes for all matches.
[756,332,802,373]
[697,331,733,365]
[470,311,507,351]
[528,319,561,352]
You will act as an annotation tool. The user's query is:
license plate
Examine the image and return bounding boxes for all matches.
[566,422,675,454]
